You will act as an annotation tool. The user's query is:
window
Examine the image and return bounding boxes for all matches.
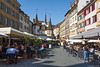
[80,15,82,19]
[42,26,45,29]
[83,21,85,27]
[86,1,89,4]
[0,2,2,9]
[77,24,79,29]
[77,17,79,21]
[42,31,45,34]
[15,22,17,28]
[93,16,95,22]
[7,7,10,13]
[86,9,89,14]
[3,4,6,11]
[98,2,100,8]
[87,19,89,25]
[49,31,51,34]
[80,23,82,28]
[21,16,23,21]
[5,17,8,25]
[83,13,85,18]
[10,20,12,27]
[21,23,23,28]
[0,15,2,24]
[98,13,100,22]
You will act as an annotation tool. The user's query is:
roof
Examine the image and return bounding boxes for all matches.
[47,18,53,30]
[54,22,63,29]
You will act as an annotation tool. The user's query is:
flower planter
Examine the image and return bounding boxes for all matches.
[23,54,28,59]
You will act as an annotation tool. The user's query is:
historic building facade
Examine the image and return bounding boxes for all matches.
[53,22,63,39]
[69,0,78,38]
[19,10,32,33]
[65,10,70,39]
[32,13,54,38]
[0,0,20,30]
[60,21,65,39]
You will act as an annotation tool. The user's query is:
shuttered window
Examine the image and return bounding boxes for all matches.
[0,15,2,24]
[98,13,100,22]
[77,17,79,21]
[83,21,85,27]
[80,23,82,28]
[95,15,97,22]
[77,24,79,29]
[0,2,1,9]
[93,16,95,22]
[99,2,100,8]
[87,19,89,25]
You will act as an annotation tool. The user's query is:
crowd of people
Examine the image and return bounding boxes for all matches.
[64,43,100,63]
[0,41,48,64]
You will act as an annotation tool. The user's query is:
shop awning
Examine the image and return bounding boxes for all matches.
[0,32,9,37]
[0,27,25,38]
[23,32,37,37]
[71,27,100,39]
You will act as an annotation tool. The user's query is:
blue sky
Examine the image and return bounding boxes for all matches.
[17,0,74,25]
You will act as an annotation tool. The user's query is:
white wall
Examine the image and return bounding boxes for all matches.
[85,2,97,31]
[78,0,90,12]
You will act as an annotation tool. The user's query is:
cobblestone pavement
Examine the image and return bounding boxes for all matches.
[0,46,98,67]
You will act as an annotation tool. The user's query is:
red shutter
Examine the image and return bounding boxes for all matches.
[94,3,95,10]
[89,18,91,24]
[84,10,86,16]
[85,20,87,26]
[95,15,97,22]
[89,7,90,13]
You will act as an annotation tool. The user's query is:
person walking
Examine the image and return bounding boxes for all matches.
[83,45,89,63]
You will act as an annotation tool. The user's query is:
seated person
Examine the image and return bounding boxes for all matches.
[6,46,19,64]
[39,45,44,51]
[0,44,2,53]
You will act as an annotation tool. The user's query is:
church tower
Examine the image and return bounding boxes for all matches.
[47,17,54,38]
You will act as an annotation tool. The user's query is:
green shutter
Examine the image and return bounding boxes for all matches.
[77,17,79,21]
[83,21,85,27]
[83,13,85,18]
[77,24,79,29]
[80,23,81,28]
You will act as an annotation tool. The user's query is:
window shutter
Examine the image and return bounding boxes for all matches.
[95,15,96,22]
[85,20,87,26]
[77,24,79,29]
[89,7,90,13]
[99,13,100,21]
[89,18,91,24]
[94,3,95,10]
[83,21,85,27]
[98,2,100,8]
[84,10,86,16]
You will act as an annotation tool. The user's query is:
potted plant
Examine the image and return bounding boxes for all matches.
[23,36,31,59]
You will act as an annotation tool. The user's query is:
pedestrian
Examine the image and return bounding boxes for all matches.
[83,45,89,63]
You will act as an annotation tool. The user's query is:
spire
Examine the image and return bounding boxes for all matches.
[47,17,52,30]
[45,12,47,24]
[35,10,38,24]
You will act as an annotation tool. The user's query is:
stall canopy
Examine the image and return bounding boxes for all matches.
[71,27,100,40]
[23,32,37,37]
[0,32,9,37]
[0,27,26,38]
[66,39,83,43]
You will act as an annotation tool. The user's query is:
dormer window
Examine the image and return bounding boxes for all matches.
[42,26,45,29]
[86,1,89,4]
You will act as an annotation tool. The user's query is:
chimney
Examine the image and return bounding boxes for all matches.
[70,1,72,9]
